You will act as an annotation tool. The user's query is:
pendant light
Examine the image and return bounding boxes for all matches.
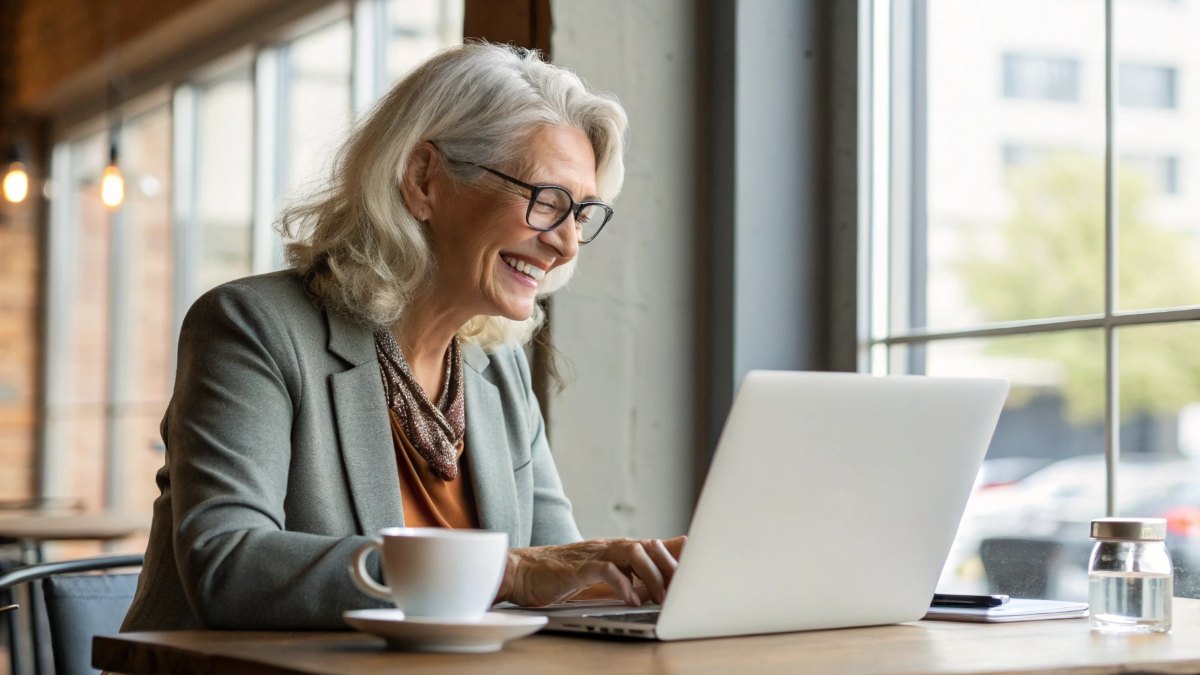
[100,133,124,209]
[100,0,126,212]
[2,143,27,204]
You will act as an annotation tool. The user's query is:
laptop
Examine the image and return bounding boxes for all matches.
[521,370,1009,641]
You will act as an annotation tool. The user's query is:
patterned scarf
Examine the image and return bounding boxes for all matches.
[373,330,466,481]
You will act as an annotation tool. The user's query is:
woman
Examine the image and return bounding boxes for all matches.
[121,42,683,631]
[121,43,686,629]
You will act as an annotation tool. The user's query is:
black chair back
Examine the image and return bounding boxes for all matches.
[42,573,139,675]
[0,554,143,675]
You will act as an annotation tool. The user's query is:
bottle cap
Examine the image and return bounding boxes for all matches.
[1090,517,1167,541]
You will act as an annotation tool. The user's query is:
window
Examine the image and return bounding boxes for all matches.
[1002,53,1082,102]
[383,0,464,86]
[110,106,174,517]
[1119,63,1178,109]
[190,67,255,296]
[283,20,353,200]
[868,0,1200,601]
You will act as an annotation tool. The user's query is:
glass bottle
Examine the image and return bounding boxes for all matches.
[1088,517,1172,633]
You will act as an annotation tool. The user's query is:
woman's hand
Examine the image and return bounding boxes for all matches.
[497,536,686,607]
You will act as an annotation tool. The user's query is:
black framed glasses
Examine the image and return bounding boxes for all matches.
[434,142,614,243]
[475,165,613,244]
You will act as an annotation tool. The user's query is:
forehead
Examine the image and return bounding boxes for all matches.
[521,126,598,198]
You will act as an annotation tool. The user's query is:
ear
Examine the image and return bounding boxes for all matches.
[399,141,440,221]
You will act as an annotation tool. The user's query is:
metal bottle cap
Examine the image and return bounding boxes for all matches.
[1090,517,1167,541]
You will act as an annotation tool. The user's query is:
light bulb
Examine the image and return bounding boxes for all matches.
[3,162,29,203]
[101,163,125,209]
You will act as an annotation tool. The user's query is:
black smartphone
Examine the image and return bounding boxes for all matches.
[930,593,1010,608]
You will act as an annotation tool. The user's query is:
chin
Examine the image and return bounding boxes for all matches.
[502,308,536,323]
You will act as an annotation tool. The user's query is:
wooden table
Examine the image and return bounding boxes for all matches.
[95,598,1200,675]
[0,511,147,544]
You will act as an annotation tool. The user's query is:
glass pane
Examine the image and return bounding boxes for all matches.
[384,0,464,86]
[906,331,1105,601]
[61,133,110,511]
[906,1,1106,333]
[1117,323,1200,598]
[113,105,173,536]
[1115,1,1200,310]
[195,68,254,294]
[285,20,353,198]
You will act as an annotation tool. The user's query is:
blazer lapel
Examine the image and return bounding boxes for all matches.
[463,345,520,544]
[327,310,403,535]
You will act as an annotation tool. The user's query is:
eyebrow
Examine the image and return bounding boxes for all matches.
[522,174,602,204]
[511,159,602,203]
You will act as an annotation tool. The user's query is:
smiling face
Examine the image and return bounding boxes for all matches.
[424,125,597,323]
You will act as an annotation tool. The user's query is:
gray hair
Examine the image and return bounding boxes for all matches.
[280,42,628,349]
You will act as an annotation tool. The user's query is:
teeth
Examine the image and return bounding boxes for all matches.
[502,256,546,282]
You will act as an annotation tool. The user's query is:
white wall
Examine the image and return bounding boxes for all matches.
[547,0,704,539]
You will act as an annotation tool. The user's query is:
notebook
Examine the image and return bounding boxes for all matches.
[517,370,1009,641]
[923,598,1088,623]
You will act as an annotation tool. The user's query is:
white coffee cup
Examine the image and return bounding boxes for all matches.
[348,527,508,621]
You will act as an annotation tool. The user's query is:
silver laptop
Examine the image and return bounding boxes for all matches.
[526,370,1009,641]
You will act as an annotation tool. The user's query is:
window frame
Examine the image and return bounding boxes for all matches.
[860,0,1200,517]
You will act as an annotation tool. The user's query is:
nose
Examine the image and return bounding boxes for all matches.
[539,216,580,258]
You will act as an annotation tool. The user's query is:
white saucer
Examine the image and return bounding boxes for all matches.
[343,609,548,654]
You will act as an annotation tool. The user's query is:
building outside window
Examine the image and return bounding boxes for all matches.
[1002,53,1082,102]
[870,0,1200,600]
[1119,63,1179,109]
[1123,154,1181,196]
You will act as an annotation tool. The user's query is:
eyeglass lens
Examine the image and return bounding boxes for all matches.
[528,186,609,242]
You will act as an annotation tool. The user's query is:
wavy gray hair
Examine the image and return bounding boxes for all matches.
[279,42,628,349]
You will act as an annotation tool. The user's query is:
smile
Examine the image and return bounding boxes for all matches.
[501,255,547,282]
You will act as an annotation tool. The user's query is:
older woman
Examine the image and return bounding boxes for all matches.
[122,43,682,631]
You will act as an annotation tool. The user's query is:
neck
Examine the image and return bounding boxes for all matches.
[392,290,471,399]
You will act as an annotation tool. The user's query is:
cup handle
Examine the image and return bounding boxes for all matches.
[349,539,392,602]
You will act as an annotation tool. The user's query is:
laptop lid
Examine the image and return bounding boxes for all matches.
[654,370,1008,640]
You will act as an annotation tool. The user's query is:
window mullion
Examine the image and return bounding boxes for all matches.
[1104,0,1119,518]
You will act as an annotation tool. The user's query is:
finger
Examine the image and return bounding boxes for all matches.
[643,539,680,590]
[663,535,687,559]
[590,560,639,606]
[620,541,667,605]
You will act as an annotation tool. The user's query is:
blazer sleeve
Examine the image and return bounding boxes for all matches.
[164,282,387,629]
[510,348,584,546]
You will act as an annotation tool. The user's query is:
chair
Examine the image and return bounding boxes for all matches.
[0,554,143,675]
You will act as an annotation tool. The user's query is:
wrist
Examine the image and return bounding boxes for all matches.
[495,548,523,604]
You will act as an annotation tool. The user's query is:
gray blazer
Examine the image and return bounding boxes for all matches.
[121,271,582,631]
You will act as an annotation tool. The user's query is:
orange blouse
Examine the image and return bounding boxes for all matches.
[388,409,479,529]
